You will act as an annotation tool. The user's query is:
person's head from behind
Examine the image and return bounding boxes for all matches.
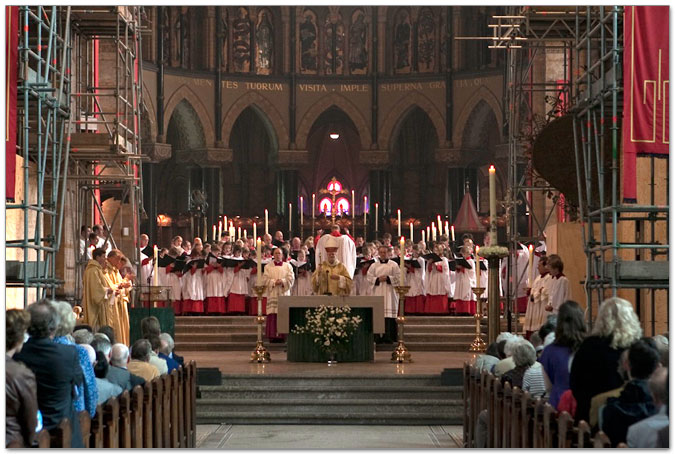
[485,342,500,359]
[6,309,31,353]
[92,336,113,360]
[93,350,109,379]
[592,297,642,350]
[554,300,587,352]
[530,332,544,354]
[159,333,175,356]
[73,329,94,345]
[146,334,161,353]
[50,300,76,338]
[503,335,524,358]
[98,325,116,345]
[512,340,537,368]
[110,343,130,368]
[131,339,152,362]
[628,339,660,380]
[647,367,668,408]
[651,335,669,368]
[27,300,59,340]
[140,316,161,338]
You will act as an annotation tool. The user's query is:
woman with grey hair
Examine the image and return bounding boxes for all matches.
[502,339,537,388]
[50,300,99,417]
[570,297,643,422]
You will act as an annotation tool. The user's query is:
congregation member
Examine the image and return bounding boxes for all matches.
[84,344,123,405]
[263,247,295,342]
[15,301,85,448]
[146,335,169,375]
[6,309,38,448]
[367,244,401,344]
[109,343,146,389]
[158,333,181,372]
[626,366,668,448]
[570,297,643,423]
[501,339,537,389]
[127,339,160,382]
[311,236,352,296]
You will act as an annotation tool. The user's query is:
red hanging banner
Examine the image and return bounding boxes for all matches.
[622,6,670,203]
[5,6,18,200]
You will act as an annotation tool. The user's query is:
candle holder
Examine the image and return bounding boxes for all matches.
[250,284,271,363]
[391,285,412,363]
[469,287,487,353]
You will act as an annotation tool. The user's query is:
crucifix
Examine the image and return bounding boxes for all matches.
[319,176,349,224]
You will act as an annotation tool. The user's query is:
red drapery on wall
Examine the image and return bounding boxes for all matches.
[622,6,669,203]
[6,6,18,200]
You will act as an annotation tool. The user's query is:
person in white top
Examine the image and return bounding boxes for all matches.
[453,246,477,315]
[523,255,552,337]
[423,244,451,314]
[501,243,531,315]
[314,225,357,278]
[545,254,570,314]
[404,243,426,315]
[352,244,375,296]
[263,247,294,342]
[181,251,205,314]
[226,244,249,313]
[160,247,183,315]
[204,252,226,314]
[367,244,401,344]
[291,249,313,296]
[139,234,153,286]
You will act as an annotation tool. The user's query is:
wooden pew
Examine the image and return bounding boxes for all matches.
[130,385,144,448]
[37,428,51,448]
[577,420,592,448]
[462,363,471,448]
[78,410,91,448]
[177,367,186,447]
[557,411,576,448]
[491,378,504,448]
[532,398,546,448]
[89,404,104,448]
[520,391,535,448]
[118,390,132,448]
[190,362,197,447]
[170,370,180,448]
[502,382,513,448]
[49,417,72,448]
[184,362,196,448]
[485,372,495,447]
[152,376,164,448]
[468,365,482,448]
[142,380,154,448]
[616,442,628,448]
[510,387,523,447]
[592,431,611,448]
[543,403,558,448]
[162,374,172,447]
[103,397,120,448]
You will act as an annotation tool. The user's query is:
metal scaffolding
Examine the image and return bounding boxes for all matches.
[6,7,73,305]
[570,6,668,334]
[68,6,145,300]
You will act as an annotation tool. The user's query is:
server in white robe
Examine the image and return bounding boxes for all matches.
[262,247,295,341]
[164,251,185,315]
[453,248,477,315]
[524,255,552,337]
[181,254,205,314]
[139,235,154,286]
[501,243,531,315]
[204,254,226,314]
[545,254,570,314]
[404,245,426,315]
[367,245,401,344]
[423,245,451,314]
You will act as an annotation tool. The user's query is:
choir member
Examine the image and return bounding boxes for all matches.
[181,250,205,315]
[227,244,249,314]
[204,253,226,315]
[404,243,426,315]
[291,249,313,296]
[452,246,477,315]
[423,244,452,314]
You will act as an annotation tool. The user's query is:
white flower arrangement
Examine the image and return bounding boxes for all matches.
[477,245,509,259]
[292,304,362,354]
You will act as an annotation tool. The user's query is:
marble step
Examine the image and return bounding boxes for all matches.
[404,323,476,333]
[175,341,286,351]
[174,333,262,342]
[403,333,476,342]
[177,316,258,325]
[175,323,259,334]
[195,410,462,425]
[214,374,443,387]
[198,385,462,400]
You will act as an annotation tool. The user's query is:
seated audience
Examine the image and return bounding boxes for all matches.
[97,325,116,346]
[91,348,123,404]
[73,328,94,345]
[502,339,537,388]
[127,339,160,382]
[158,333,181,373]
[109,343,145,390]
[601,339,660,446]
[140,316,161,338]
[570,297,642,422]
[626,367,668,448]
[494,334,522,378]
[6,309,38,448]
[14,301,85,448]
[146,334,169,375]
[474,342,500,373]
[589,349,629,428]
[522,361,547,399]
[539,300,586,410]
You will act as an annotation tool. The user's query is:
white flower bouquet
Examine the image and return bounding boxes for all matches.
[292,304,362,355]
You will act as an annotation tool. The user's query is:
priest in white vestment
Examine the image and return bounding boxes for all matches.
[367,245,401,344]
[263,247,295,342]
[314,225,357,278]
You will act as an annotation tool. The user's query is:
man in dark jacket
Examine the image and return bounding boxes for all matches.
[109,343,146,389]
[601,339,660,447]
[14,301,85,448]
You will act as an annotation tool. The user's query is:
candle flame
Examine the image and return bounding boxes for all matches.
[489,165,496,172]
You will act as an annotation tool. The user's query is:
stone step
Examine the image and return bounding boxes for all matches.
[215,374,443,387]
[175,323,258,334]
[198,385,462,400]
[174,333,261,342]
[404,323,476,333]
[403,316,478,325]
[195,410,462,425]
[403,333,476,342]
[176,316,258,325]
[400,342,476,352]
[175,341,286,351]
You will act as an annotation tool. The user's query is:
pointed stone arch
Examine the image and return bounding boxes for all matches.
[221,91,287,149]
[379,91,445,151]
[296,93,371,150]
[163,84,215,146]
[453,85,503,147]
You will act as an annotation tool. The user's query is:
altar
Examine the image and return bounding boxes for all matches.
[277,296,385,362]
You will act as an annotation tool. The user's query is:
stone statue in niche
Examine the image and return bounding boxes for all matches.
[220,8,228,71]
[348,10,368,74]
[299,11,318,73]
[161,7,170,65]
[394,10,411,73]
[179,8,190,69]
[324,14,344,75]
[255,11,273,74]
[232,7,251,72]
[417,8,435,72]
[170,8,180,66]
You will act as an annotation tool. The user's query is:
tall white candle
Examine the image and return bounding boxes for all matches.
[375,203,379,232]
[451,224,455,242]
[351,190,355,220]
[489,165,497,245]
[237,226,241,240]
[363,196,367,227]
[397,209,401,237]
[253,222,257,242]
[312,193,315,223]
[528,244,534,287]
[256,238,262,286]
[426,226,430,242]
[243,229,247,239]
[289,202,292,232]
[432,222,437,242]
[300,196,303,233]
[212,224,216,242]
[218,220,222,240]
[224,216,227,235]
[422,230,426,243]
[445,221,449,237]
[437,215,442,235]
[153,245,158,286]
[476,245,481,284]
[399,236,406,285]
[409,222,414,242]
[264,209,269,235]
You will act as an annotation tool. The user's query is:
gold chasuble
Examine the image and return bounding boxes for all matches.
[102,262,131,345]
[311,260,353,296]
[82,259,111,330]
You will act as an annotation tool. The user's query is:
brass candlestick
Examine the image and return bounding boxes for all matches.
[250,284,271,363]
[391,285,412,363]
[469,287,487,353]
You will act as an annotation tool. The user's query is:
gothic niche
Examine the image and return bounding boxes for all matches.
[348,9,368,75]
[255,9,274,75]
[299,8,318,74]
[393,8,412,74]
[324,8,344,75]
[219,7,228,71]
[233,7,251,72]
[417,7,435,73]
[171,7,190,69]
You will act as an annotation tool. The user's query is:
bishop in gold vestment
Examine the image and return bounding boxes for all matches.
[311,236,353,296]
[82,249,112,330]
[102,250,132,345]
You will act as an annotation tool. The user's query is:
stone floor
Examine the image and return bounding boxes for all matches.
[182,350,476,376]
[196,424,464,449]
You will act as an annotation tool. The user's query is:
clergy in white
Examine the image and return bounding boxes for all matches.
[367,245,401,343]
[139,234,153,285]
[314,225,357,278]
[263,247,295,341]
[311,236,353,296]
